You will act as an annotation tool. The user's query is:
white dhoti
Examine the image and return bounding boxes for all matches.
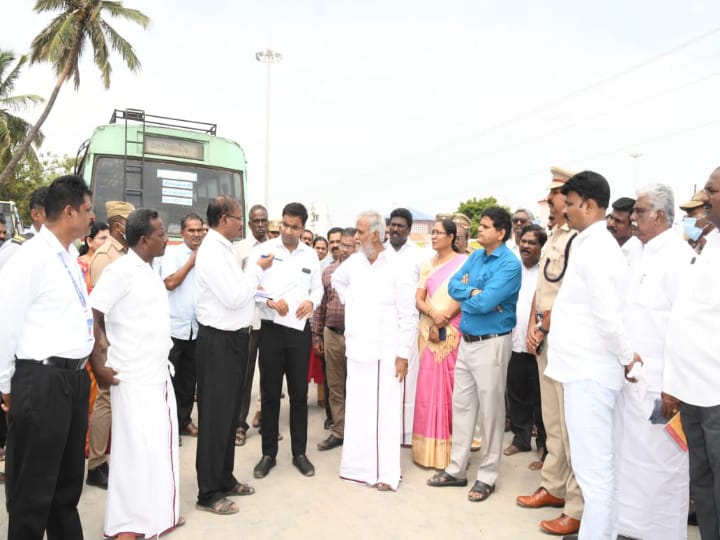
[105,377,180,538]
[401,329,419,445]
[615,385,689,540]
[341,357,402,490]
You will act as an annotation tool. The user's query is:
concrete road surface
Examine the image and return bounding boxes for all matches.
[0,377,700,540]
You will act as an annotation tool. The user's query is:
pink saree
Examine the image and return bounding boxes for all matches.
[412,253,466,469]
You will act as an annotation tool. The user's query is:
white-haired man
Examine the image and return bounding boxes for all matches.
[331,211,416,491]
[615,184,694,539]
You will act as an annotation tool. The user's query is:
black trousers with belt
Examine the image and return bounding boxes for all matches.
[259,320,311,458]
[168,337,196,429]
[6,360,89,540]
[195,324,249,506]
[507,350,546,451]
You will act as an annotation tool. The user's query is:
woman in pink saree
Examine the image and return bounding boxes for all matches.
[412,219,466,469]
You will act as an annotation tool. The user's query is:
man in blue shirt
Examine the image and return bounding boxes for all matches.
[427,206,521,503]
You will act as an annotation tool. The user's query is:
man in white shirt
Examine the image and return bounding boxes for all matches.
[614,184,694,539]
[0,176,94,540]
[545,171,642,540]
[504,224,547,458]
[332,211,416,491]
[161,212,204,440]
[508,208,533,259]
[386,207,422,445]
[607,197,642,267]
[194,196,273,515]
[663,167,720,539]
[233,204,269,443]
[253,202,323,479]
[90,209,183,539]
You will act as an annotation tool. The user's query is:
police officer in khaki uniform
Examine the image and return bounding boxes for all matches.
[679,190,715,254]
[515,166,584,538]
[86,201,134,488]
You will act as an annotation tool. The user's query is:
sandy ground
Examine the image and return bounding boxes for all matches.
[0,375,701,540]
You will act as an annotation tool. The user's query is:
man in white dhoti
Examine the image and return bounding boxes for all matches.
[664,167,720,540]
[615,184,694,540]
[385,207,423,445]
[332,211,416,491]
[545,172,642,540]
[90,209,183,539]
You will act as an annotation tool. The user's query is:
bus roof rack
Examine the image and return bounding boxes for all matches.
[109,108,217,136]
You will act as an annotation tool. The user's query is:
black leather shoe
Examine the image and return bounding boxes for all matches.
[323,418,333,430]
[292,454,315,476]
[253,455,276,479]
[86,462,109,489]
[317,434,343,451]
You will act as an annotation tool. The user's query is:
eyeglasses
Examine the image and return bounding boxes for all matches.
[430,230,448,236]
[512,218,528,224]
[225,214,243,222]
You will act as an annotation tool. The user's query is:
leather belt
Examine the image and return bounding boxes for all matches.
[462,330,511,343]
[16,356,89,370]
[326,326,345,336]
[199,323,252,335]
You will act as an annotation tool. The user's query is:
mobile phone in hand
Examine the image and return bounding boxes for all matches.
[439,327,447,341]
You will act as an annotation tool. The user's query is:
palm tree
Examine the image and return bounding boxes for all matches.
[0,0,150,185]
[0,50,44,167]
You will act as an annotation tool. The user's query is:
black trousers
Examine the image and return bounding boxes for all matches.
[6,361,89,540]
[682,401,720,540]
[259,320,311,458]
[237,328,260,431]
[507,351,546,451]
[168,337,196,429]
[195,324,248,506]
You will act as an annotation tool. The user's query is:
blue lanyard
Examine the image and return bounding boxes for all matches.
[58,253,89,310]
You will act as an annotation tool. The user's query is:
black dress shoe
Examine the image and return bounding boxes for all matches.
[86,462,109,489]
[323,418,333,430]
[317,434,343,451]
[292,454,315,476]
[253,455,276,479]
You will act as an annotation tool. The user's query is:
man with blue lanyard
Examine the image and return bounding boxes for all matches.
[427,206,520,504]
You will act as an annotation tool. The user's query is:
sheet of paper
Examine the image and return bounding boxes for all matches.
[273,300,308,331]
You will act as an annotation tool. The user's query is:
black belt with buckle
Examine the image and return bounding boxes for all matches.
[462,330,511,343]
[326,326,345,336]
[17,356,89,370]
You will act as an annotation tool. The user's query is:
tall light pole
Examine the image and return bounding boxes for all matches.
[256,48,282,210]
[629,152,643,188]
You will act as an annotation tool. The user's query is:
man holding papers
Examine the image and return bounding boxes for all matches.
[253,202,323,479]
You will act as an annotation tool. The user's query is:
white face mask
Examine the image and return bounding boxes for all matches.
[683,217,704,242]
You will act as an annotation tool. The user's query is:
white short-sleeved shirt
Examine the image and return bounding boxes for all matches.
[91,249,172,384]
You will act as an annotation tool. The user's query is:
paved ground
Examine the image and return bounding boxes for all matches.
[0,377,701,539]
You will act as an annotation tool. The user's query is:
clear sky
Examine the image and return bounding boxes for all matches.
[5,0,720,224]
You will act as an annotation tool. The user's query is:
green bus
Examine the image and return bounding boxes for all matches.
[75,108,247,239]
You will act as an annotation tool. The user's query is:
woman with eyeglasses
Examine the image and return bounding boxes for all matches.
[412,219,466,469]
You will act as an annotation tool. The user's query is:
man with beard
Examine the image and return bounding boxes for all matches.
[314,228,356,450]
[607,197,642,266]
[161,212,204,442]
[332,212,416,490]
[517,166,583,537]
[545,171,642,539]
[234,204,269,443]
[90,209,183,539]
[663,167,720,539]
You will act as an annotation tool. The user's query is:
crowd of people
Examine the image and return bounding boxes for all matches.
[0,165,718,540]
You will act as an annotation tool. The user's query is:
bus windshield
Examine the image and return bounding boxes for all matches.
[91,156,243,237]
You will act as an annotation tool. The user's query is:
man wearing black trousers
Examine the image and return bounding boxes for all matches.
[0,175,95,539]
[253,202,323,479]
[194,196,273,515]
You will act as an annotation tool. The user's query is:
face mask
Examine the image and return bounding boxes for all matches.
[683,217,703,242]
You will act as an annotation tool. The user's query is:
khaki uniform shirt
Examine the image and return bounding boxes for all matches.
[535,222,576,313]
[89,236,128,287]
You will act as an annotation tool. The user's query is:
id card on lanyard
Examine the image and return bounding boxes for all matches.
[58,253,94,342]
